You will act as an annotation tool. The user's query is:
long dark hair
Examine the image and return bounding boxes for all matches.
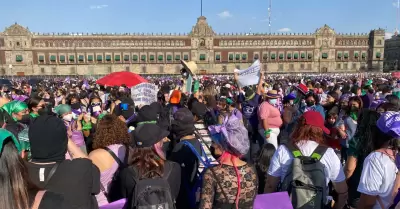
[0,139,38,209]
[129,147,165,179]
[255,143,276,173]
[355,110,383,158]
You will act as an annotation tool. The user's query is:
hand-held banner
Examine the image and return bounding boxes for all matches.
[237,60,261,87]
[130,83,158,107]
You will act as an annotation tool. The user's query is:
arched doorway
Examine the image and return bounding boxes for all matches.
[321,67,328,73]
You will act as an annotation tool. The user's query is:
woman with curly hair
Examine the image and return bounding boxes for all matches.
[265,111,348,209]
[89,114,130,206]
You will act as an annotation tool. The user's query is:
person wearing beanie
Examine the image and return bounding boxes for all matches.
[26,115,100,209]
[168,108,203,209]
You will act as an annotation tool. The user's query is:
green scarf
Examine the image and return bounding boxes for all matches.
[2,101,28,121]
[30,112,39,118]
[350,112,358,121]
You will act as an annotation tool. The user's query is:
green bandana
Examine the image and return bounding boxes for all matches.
[137,121,157,126]
[2,101,28,121]
[350,112,358,121]
[30,112,39,118]
[0,129,21,153]
[193,80,200,93]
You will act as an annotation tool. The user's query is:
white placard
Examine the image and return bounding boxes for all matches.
[131,83,158,106]
[236,60,261,87]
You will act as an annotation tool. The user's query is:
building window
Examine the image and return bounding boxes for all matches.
[300,64,305,69]
[294,53,299,59]
[183,54,189,61]
[301,53,306,59]
[322,53,328,59]
[16,42,20,47]
[287,53,292,60]
[289,64,294,70]
[78,55,84,62]
[141,66,147,73]
[199,54,206,61]
[215,54,221,61]
[69,55,75,62]
[344,63,348,69]
[16,55,23,62]
[115,55,121,62]
[124,55,130,61]
[39,55,45,63]
[242,54,247,61]
[308,53,313,59]
[229,54,234,61]
[262,54,268,60]
[337,52,342,59]
[97,55,103,61]
[235,54,240,61]
[376,52,382,58]
[222,66,227,72]
[159,66,164,73]
[362,52,366,59]
[125,66,130,72]
[40,68,45,73]
[150,55,155,61]
[377,40,382,45]
[254,54,259,60]
[106,55,111,62]
[175,55,181,61]
[167,55,173,61]
[278,64,283,71]
[87,55,93,62]
[279,54,284,60]
[158,55,164,61]
[141,55,146,61]
[270,54,276,60]
[352,63,357,70]
[307,64,312,69]
[337,63,341,69]
[344,53,349,59]
[50,55,56,62]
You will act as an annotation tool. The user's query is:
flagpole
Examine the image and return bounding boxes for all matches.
[201,0,203,16]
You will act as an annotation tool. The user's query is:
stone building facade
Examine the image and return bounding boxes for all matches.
[384,34,400,72]
[0,16,385,75]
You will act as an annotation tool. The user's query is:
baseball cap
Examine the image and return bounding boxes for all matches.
[132,123,169,148]
[302,111,330,134]
[377,111,400,138]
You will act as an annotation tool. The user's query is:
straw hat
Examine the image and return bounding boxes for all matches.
[265,90,280,99]
[180,60,198,76]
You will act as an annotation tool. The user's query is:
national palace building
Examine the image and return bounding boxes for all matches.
[0,16,386,75]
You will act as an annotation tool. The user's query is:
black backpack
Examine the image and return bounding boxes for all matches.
[101,146,128,202]
[130,162,175,209]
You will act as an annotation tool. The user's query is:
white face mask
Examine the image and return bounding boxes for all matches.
[63,114,73,122]
[92,106,101,112]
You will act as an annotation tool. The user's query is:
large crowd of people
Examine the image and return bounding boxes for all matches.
[1,71,400,209]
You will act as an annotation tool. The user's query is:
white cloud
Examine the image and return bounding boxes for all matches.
[90,5,108,9]
[277,28,291,32]
[217,11,233,18]
[393,1,399,7]
[385,32,394,40]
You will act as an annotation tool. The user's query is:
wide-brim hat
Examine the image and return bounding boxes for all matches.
[294,83,308,95]
[265,90,280,99]
[180,60,198,76]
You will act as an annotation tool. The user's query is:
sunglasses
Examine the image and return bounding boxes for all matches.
[90,102,101,107]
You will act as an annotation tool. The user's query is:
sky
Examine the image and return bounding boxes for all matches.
[0,0,398,37]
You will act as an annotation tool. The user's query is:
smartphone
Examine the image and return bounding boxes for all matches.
[120,103,128,111]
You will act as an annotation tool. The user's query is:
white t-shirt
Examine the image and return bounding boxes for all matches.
[357,152,398,209]
[268,140,345,185]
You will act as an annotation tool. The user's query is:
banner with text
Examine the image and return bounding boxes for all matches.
[237,60,261,87]
[131,83,158,106]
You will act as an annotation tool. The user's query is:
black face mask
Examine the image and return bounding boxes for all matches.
[18,114,31,125]
[306,101,315,107]
[210,146,221,160]
[71,103,81,110]
[38,106,50,116]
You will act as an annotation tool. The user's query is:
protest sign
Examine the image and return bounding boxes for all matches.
[236,60,261,87]
[131,83,158,106]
